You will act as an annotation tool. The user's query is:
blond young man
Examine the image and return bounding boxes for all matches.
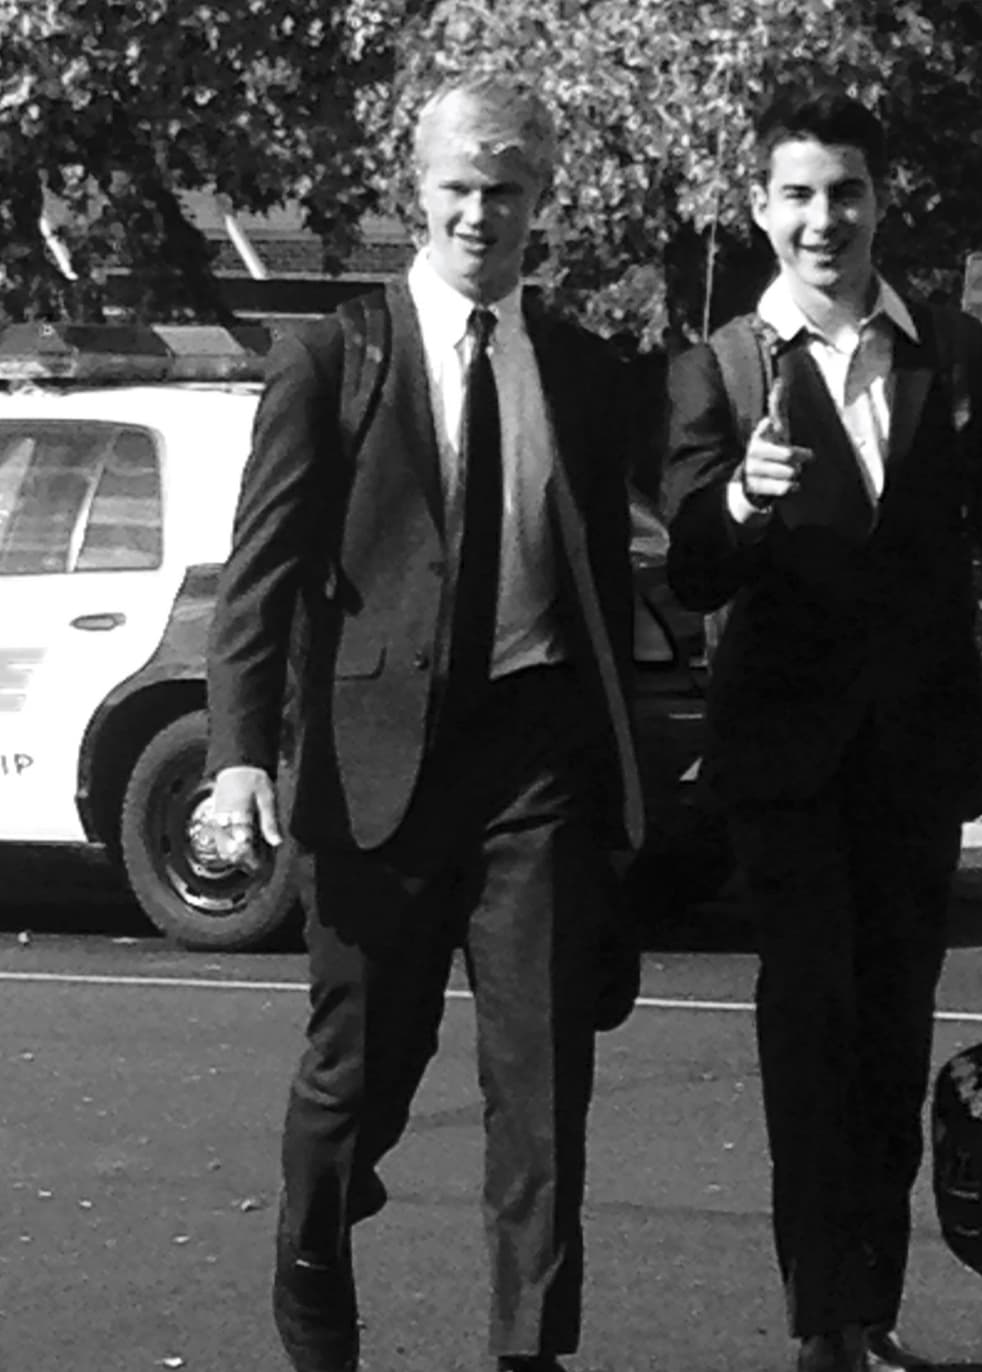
[207,75,643,1372]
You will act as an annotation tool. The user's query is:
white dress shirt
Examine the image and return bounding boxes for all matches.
[407,250,566,677]
[728,271,919,523]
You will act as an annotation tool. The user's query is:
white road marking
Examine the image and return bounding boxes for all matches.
[0,970,979,1024]
[0,971,309,992]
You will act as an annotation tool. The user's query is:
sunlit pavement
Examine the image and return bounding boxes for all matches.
[2,899,982,1372]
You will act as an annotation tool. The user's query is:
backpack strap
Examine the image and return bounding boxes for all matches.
[335,287,391,461]
[282,289,391,701]
[700,314,781,671]
[708,312,781,445]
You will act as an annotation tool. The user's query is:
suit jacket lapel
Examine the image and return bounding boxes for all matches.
[524,296,591,500]
[385,278,445,536]
[888,313,934,467]
[525,297,645,848]
[779,342,877,540]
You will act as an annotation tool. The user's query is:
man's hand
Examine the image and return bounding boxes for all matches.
[209,765,283,871]
[737,377,813,511]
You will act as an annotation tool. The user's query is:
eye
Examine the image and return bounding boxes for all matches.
[487,182,523,201]
[830,179,869,207]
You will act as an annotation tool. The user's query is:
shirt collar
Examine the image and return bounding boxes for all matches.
[757,271,919,346]
[408,248,523,350]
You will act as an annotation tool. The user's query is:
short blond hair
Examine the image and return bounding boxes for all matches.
[413,75,556,185]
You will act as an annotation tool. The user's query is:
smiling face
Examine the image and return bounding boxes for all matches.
[416,95,543,304]
[751,136,883,315]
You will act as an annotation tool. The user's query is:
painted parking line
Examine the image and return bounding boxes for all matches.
[0,970,980,1024]
[0,971,310,992]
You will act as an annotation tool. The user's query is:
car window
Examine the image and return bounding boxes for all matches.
[0,422,162,575]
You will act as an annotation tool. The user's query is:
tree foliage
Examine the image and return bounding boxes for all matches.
[0,0,405,319]
[354,0,982,348]
[2,1,982,343]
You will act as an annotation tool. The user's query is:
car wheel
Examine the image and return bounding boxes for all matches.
[120,709,300,950]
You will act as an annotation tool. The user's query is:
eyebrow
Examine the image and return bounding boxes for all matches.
[776,176,869,193]
[437,177,526,194]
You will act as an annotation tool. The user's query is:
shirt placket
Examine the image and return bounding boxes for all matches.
[842,325,888,502]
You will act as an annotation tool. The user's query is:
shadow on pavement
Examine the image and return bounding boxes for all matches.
[0,843,157,939]
[2,840,982,956]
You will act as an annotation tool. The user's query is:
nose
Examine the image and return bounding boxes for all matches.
[461,190,488,224]
[805,194,833,231]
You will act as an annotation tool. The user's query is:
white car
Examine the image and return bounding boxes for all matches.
[0,328,301,949]
[0,325,715,951]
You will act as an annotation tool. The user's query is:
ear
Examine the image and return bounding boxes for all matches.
[749,181,769,232]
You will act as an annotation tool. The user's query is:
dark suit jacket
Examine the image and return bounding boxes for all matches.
[207,278,643,851]
[661,299,982,817]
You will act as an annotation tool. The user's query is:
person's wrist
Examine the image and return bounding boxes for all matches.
[738,461,775,514]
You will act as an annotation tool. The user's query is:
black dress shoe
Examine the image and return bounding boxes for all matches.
[273,1213,359,1372]
[798,1329,868,1372]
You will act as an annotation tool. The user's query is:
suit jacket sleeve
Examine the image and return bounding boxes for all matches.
[661,341,766,613]
[206,322,343,776]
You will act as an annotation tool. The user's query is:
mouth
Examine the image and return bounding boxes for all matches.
[801,241,847,266]
[456,235,495,256]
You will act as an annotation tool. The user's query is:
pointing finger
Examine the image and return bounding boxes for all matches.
[766,376,788,443]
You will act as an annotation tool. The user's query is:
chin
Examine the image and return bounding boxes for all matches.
[797,264,842,290]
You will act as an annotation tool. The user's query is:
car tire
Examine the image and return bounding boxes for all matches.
[120,709,300,951]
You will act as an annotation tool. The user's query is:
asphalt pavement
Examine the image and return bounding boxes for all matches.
[2,848,982,1372]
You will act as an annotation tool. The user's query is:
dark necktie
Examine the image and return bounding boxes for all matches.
[445,307,503,714]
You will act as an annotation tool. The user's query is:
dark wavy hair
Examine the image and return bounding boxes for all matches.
[752,86,887,184]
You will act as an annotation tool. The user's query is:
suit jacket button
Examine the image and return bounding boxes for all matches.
[413,650,430,670]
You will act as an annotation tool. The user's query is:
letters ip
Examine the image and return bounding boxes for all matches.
[0,753,34,776]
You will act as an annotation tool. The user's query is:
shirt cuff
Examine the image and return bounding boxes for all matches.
[726,477,774,532]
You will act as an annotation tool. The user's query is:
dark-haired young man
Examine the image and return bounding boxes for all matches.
[663,88,982,1372]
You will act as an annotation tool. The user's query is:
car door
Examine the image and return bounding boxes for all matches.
[0,417,182,840]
